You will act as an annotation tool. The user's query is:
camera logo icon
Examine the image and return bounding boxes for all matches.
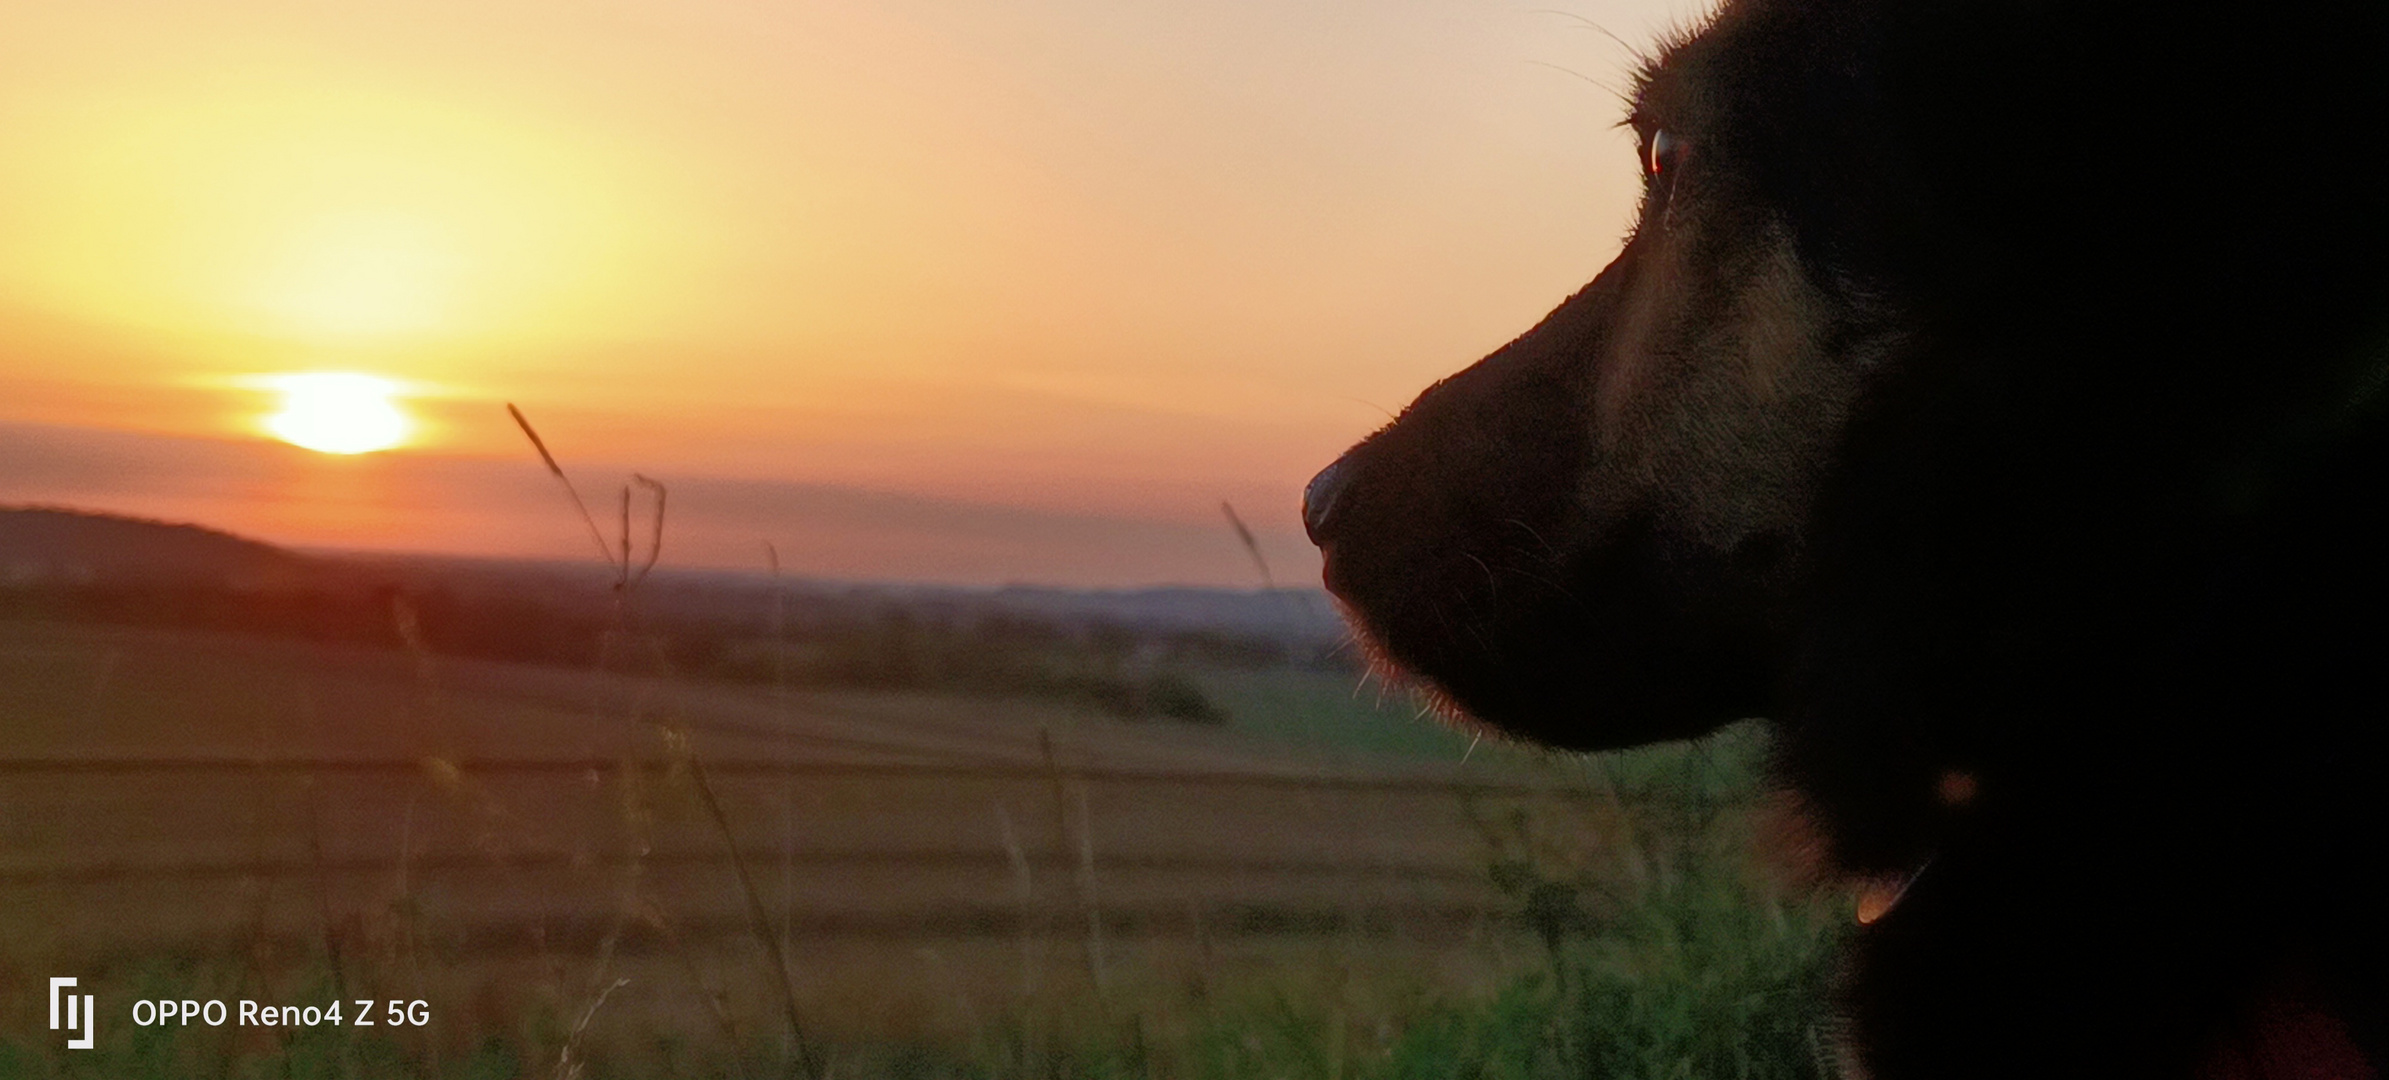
[49,977,94,1050]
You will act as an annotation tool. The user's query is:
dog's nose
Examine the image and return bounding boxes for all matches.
[1303,455,1353,545]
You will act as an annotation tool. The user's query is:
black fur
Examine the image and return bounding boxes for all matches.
[1306,2,2389,1075]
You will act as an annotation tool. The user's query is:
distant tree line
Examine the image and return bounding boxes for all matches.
[0,577,1350,724]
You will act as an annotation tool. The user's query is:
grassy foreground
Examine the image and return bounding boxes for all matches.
[1,725,1848,1080]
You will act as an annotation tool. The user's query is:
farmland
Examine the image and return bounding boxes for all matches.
[0,610,1841,1079]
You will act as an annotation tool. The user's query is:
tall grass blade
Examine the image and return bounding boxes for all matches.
[508,403,619,570]
[633,474,668,583]
[1219,501,1276,591]
[686,750,821,1080]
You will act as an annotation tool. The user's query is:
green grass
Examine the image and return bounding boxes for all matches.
[1196,668,1481,760]
[1432,726,1843,1080]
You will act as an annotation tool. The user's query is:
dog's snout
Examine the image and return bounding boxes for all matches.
[1303,455,1354,546]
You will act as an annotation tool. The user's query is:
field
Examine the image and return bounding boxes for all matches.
[0,616,1847,1079]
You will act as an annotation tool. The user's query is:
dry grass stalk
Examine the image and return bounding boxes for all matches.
[1218,501,1276,592]
[641,891,758,1080]
[685,739,821,1080]
[1039,729,1106,1003]
[510,403,814,1076]
[1075,784,1108,999]
[508,403,616,569]
[993,801,1040,999]
[552,976,630,1080]
[632,474,666,581]
[765,541,789,712]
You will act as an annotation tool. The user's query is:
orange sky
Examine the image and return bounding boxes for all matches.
[0,0,1707,586]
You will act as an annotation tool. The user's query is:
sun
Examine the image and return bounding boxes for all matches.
[262,373,413,454]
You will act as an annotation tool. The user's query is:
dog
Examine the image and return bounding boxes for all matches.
[1304,1,2389,1076]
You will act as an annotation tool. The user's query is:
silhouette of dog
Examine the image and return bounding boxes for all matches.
[1305,2,2389,1076]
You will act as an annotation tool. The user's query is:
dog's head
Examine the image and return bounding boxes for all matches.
[1308,1,1903,751]
[1305,0,2389,756]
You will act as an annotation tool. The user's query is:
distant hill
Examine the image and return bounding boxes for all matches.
[0,505,330,591]
[1,505,1353,722]
[1,506,1345,643]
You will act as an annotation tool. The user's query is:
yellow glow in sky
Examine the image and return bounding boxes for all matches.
[261,372,412,454]
[0,57,695,357]
[0,0,1713,582]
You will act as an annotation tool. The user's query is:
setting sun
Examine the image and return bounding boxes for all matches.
[0,0,1690,582]
[261,372,412,454]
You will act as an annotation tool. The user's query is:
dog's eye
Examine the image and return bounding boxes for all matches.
[1645,129,1686,180]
